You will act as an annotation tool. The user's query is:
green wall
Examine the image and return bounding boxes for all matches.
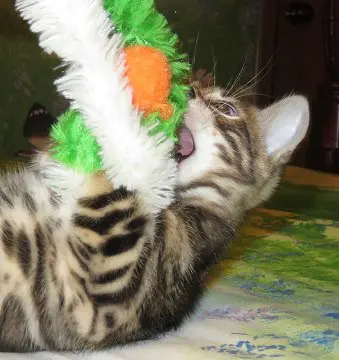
[0,4,66,157]
[0,0,260,157]
[157,0,261,85]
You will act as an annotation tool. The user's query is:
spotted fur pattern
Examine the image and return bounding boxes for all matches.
[0,84,309,351]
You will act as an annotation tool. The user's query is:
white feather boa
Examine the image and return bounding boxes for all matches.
[15,0,177,212]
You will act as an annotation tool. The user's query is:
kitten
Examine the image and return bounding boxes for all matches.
[0,82,309,351]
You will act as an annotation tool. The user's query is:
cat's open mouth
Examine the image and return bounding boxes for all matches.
[176,125,195,163]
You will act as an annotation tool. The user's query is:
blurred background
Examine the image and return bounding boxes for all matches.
[0,0,261,158]
[2,0,339,174]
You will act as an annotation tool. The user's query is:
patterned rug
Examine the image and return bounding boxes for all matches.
[199,166,339,359]
[0,165,338,359]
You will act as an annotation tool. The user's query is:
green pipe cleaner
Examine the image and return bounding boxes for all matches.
[50,0,190,173]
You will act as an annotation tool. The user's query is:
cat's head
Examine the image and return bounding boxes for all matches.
[176,82,309,209]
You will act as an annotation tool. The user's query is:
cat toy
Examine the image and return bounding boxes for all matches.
[17,0,190,173]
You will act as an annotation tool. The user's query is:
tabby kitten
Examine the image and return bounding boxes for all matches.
[0,82,309,351]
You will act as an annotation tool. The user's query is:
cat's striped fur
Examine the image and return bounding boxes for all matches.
[0,84,309,351]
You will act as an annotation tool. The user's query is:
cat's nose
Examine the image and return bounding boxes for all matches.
[188,87,196,99]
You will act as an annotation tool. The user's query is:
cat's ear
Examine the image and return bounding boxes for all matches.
[257,95,309,163]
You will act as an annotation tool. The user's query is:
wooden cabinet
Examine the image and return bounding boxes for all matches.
[256,0,339,172]
[321,0,339,171]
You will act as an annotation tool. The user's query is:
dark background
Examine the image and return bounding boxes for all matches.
[256,0,339,173]
[4,0,337,174]
[0,0,261,158]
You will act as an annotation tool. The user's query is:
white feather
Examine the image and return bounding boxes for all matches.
[15,0,177,213]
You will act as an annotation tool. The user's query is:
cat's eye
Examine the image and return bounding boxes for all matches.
[211,101,239,118]
[188,87,196,100]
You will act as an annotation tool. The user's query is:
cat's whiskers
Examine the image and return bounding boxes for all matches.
[235,92,273,99]
[231,54,274,99]
[232,67,272,99]
[191,31,201,73]
[224,57,248,97]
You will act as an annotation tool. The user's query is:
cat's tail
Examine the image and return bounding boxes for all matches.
[15,0,177,213]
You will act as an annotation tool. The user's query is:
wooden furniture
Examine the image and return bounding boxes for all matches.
[256,0,339,172]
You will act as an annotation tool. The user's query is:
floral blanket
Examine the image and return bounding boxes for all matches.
[195,166,339,359]
[1,166,338,359]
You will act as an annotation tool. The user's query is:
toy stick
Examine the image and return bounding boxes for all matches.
[16,0,190,174]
